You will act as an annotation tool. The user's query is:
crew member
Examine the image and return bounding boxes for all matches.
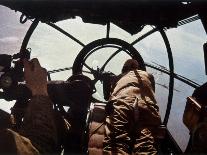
[103,59,161,154]
[0,58,59,154]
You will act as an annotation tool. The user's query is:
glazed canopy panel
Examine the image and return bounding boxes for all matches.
[0,0,207,34]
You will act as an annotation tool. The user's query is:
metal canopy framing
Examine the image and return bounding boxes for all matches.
[2,0,205,129]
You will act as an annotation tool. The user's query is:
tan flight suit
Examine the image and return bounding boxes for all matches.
[103,70,161,155]
[0,96,58,155]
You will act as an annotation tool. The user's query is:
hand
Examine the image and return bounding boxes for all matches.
[23,58,48,96]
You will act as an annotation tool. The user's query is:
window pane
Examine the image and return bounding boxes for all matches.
[167,20,206,85]
[167,80,194,151]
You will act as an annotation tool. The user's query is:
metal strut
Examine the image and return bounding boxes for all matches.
[47,22,85,47]
[159,28,175,126]
[20,19,39,53]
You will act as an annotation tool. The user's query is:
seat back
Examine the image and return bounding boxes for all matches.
[88,103,106,155]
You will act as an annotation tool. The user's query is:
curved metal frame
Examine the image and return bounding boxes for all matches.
[20,19,39,53]
[159,29,174,125]
[72,38,146,74]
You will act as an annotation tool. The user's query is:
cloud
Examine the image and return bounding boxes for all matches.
[0,36,19,43]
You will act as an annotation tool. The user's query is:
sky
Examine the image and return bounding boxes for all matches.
[0,4,207,151]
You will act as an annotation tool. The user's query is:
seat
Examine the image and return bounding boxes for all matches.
[88,103,106,155]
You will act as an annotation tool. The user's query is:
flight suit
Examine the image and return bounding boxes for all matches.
[103,70,161,155]
[0,96,58,155]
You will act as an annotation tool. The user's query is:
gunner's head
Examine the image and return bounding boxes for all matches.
[121,59,139,74]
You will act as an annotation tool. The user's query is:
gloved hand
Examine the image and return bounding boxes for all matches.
[23,58,48,96]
